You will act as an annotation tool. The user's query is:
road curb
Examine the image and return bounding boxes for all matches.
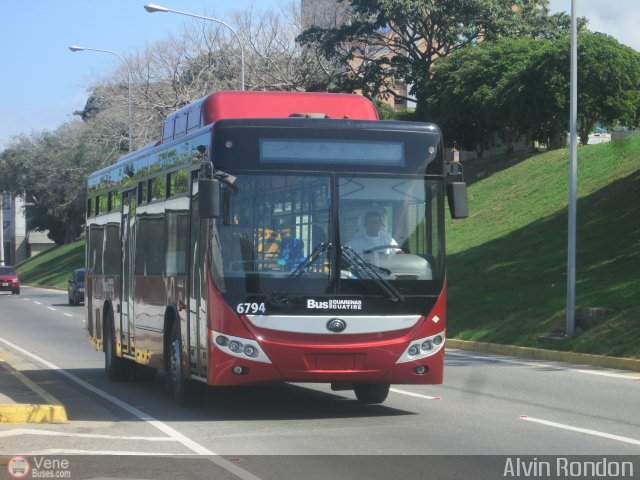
[447,339,640,372]
[0,403,68,423]
[0,351,68,424]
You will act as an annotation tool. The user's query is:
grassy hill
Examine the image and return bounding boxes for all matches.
[15,134,640,357]
[16,241,84,289]
[446,134,640,357]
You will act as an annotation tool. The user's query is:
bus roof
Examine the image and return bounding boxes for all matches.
[162,91,378,143]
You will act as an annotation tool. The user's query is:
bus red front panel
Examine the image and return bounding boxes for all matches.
[206,280,447,386]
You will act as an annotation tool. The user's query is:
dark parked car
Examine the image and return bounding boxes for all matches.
[0,266,20,295]
[68,268,85,305]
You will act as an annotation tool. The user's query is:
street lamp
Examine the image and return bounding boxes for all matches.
[69,45,133,152]
[566,0,578,337]
[144,3,245,91]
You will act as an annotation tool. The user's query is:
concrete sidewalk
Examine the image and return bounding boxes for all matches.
[0,347,67,424]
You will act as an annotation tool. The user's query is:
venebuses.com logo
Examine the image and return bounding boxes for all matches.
[6,456,71,478]
[7,456,30,479]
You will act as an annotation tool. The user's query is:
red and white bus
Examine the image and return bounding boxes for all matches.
[85,91,467,405]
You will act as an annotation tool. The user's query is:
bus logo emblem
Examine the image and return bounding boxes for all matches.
[327,318,347,333]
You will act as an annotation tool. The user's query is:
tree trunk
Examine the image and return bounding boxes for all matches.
[579,130,590,146]
[65,222,78,245]
[548,130,565,150]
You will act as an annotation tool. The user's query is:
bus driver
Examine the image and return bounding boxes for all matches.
[348,210,401,255]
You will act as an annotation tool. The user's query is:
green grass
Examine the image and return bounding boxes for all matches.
[447,134,640,358]
[14,135,640,357]
[16,241,84,289]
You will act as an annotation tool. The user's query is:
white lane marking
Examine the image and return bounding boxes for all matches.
[34,301,42,305]
[390,388,440,400]
[520,416,640,446]
[447,351,640,380]
[63,313,73,317]
[47,307,57,311]
[12,449,184,456]
[0,336,262,480]
[0,428,176,441]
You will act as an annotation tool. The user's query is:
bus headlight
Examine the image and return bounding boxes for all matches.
[396,331,446,363]
[209,330,272,364]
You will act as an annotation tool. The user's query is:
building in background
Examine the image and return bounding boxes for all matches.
[300,0,415,110]
[1,192,53,266]
[301,0,349,29]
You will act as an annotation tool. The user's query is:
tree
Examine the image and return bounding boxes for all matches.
[422,37,549,155]
[297,0,561,103]
[573,31,640,144]
[0,122,112,244]
[421,30,640,154]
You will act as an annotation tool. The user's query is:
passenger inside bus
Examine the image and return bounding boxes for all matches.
[347,210,401,255]
[278,218,305,271]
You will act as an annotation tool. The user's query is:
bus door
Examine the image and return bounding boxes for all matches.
[188,176,209,377]
[121,189,137,355]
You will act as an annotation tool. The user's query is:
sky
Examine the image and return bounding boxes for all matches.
[1,0,639,150]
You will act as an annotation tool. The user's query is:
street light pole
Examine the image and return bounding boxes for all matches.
[144,3,245,91]
[0,193,5,266]
[566,0,578,337]
[69,45,133,152]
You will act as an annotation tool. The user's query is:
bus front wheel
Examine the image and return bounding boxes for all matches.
[167,322,191,406]
[353,383,390,404]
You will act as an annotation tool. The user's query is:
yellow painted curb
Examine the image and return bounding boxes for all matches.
[0,404,68,423]
[0,355,69,424]
[447,339,640,372]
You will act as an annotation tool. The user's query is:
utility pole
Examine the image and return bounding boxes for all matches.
[566,0,578,336]
[0,192,5,266]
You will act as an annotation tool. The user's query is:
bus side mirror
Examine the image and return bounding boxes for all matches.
[198,178,220,218]
[447,182,468,219]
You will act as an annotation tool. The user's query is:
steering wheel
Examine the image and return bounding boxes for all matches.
[363,245,410,254]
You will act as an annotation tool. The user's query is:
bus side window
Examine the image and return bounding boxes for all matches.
[138,181,147,205]
[168,169,189,197]
[99,195,109,214]
[111,191,121,211]
[108,191,122,212]
[150,175,166,202]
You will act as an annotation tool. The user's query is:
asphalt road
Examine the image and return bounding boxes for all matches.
[1,287,639,479]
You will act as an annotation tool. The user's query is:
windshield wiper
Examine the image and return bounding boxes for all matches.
[270,242,331,305]
[340,246,404,302]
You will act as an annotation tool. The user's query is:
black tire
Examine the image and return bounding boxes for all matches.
[104,311,131,382]
[12,289,20,295]
[353,383,390,404]
[69,294,75,305]
[167,321,192,406]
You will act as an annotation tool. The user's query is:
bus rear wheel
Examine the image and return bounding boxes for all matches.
[104,312,131,381]
[353,383,390,404]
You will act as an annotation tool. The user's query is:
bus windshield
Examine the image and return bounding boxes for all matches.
[214,172,444,300]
